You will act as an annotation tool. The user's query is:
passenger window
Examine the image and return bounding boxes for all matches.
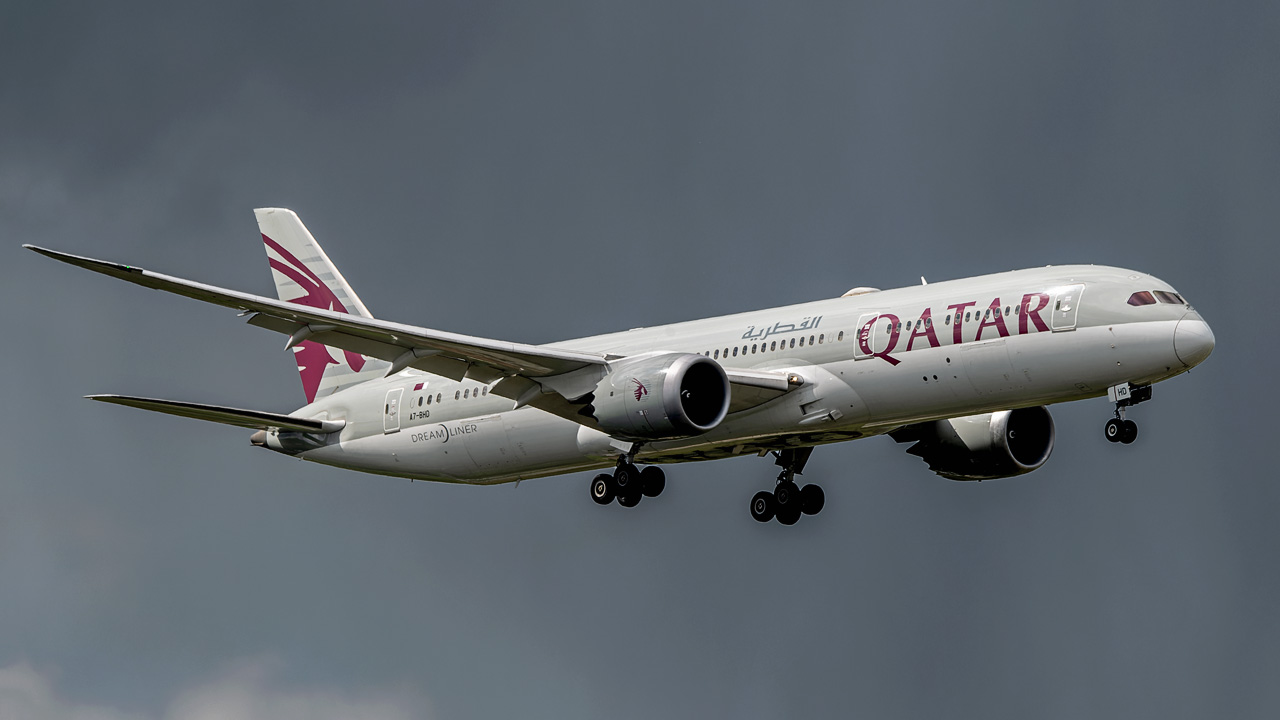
[418,397,423,407]
[1128,291,1157,306]
[436,393,442,404]
[751,344,757,354]
[482,387,488,396]
[945,314,951,325]
[1154,291,1184,304]
[837,331,844,341]
[906,321,912,331]
[1004,306,1010,316]
[454,391,460,400]
[713,349,719,359]
[790,338,796,348]
[809,335,815,345]
[965,312,971,322]
[770,341,777,351]
[732,347,738,357]
[819,334,824,344]
[426,395,432,405]
[800,336,806,346]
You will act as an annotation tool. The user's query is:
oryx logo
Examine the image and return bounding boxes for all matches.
[263,234,367,403]
[632,378,648,401]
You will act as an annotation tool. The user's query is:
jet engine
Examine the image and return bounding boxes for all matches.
[891,406,1055,481]
[584,353,730,441]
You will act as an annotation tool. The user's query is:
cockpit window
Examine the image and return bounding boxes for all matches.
[1127,291,1157,306]
[1154,290,1185,304]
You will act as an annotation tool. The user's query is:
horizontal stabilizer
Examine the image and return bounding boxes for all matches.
[87,395,345,433]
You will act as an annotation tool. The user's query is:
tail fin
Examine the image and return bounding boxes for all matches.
[255,208,389,403]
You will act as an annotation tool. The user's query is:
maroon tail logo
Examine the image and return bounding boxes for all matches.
[632,378,648,402]
[264,234,367,403]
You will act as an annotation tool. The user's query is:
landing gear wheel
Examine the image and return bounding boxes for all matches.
[1104,418,1123,443]
[750,491,776,523]
[613,463,642,496]
[590,474,615,505]
[777,505,802,525]
[640,466,666,497]
[617,492,642,508]
[1119,419,1138,444]
[774,481,802,513]
[800,484,825,515]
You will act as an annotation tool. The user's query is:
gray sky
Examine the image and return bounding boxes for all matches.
[2,1,1277,718]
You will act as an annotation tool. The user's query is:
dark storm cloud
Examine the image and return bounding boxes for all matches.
[3,2,1278,718]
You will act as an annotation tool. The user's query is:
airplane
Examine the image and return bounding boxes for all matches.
[25,209,1216,524]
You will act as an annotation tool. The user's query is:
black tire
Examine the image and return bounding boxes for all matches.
[800,484,825,515]
[613,463,641,496]
[618,492,642,508]
[590,474,615,505]
[750,491,776,523]
[1120,419,1138,444]
[1104,418,1122,443]
[641,466,666,497]
[774,481,801,511]
[777,505,802,525]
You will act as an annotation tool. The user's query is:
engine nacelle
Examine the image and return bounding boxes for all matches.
[585,353,730,441]
[893,406,1055,481]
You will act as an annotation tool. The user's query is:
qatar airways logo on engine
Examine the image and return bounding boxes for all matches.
[858,292,1054,366]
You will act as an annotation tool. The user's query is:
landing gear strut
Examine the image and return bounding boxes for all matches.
[589,444,665,508]
[751,447,824,525]
[1104,383,1150,445]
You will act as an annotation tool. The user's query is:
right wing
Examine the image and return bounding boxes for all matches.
[24,245,609,386]
[28,245,801,421]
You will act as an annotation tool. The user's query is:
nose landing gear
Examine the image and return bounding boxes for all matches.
[750,447,824,525]
[1104,383,1150,445]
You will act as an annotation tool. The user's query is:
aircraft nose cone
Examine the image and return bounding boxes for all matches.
[1174,314,1215,368]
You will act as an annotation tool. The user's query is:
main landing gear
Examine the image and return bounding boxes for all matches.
[1104,383,1151,445]
[750,447,824,525]
[590,448,665,508]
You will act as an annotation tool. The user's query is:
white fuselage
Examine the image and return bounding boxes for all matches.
[281,265,1212,484]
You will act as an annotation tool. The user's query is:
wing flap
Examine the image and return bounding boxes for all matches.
[87,395,345,433]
